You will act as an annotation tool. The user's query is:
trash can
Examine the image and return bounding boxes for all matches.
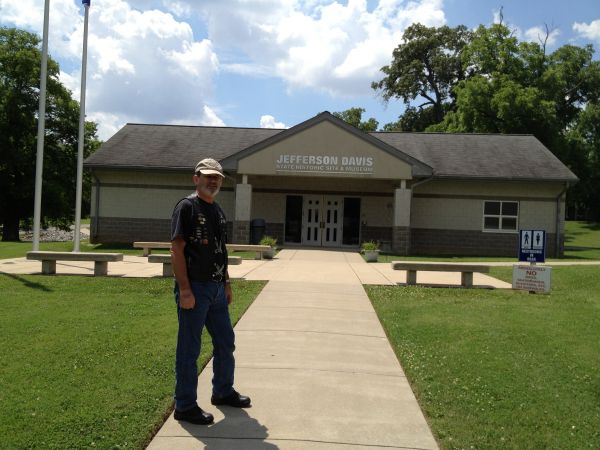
[250,218,266,244]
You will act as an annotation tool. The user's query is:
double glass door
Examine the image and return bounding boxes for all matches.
[302,195,343,246]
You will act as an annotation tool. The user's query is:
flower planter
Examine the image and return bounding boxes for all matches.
[263,247,275,259]
[364,249,379,262]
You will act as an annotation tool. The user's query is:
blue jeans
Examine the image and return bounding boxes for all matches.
[174,281,235,412]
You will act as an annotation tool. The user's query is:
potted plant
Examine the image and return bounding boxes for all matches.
[361,240,380,262]
[259,236,277,259]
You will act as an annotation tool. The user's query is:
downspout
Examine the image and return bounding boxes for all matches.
[555,182,569,258]
[408,175,435,226]
[404,175,434,254]
[92,173,100,241]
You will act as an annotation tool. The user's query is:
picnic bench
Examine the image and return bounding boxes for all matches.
[133,242,272,259]
[26,251,124,276]
[148,254,242,277]
[391,261,490,288]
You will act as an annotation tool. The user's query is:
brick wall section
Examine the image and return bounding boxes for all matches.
[411,228,558,257]
[92,218,563,257]
[92,218,235,244]
[91,217,170,243]
[361,226,392,243]
[232,220,250,244]
[265,223,284,245]
[392,226,411,255]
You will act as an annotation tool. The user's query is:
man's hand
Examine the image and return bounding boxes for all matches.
[225,283,233,305]
[179,287,195,309]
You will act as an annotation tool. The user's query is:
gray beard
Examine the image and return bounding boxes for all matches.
[199,185,220,198]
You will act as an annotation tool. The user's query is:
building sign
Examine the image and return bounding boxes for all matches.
[518,229,546,263]
[275,154,374,175]
[512,264,552,293]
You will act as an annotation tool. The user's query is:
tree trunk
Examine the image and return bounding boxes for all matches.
[1,214,21,241]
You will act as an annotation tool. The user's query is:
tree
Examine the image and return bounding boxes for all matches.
[374,20,600,218]
[0,27,101,241]
[332,107,379,132]
[372,24,472,130]
[382,104,452,131]
[564,103,600,220]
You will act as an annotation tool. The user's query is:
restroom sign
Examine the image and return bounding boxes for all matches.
[518,229,546,263]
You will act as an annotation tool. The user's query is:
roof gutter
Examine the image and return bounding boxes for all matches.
[555,182,569,258]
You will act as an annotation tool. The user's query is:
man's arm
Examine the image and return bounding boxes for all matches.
[224,272,233,305]
[171,237,195,309]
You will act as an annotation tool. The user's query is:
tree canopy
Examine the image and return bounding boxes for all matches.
[371,24,472,129]
[332,107,378,132]
[372,21,600,220]
[0,27,101,241]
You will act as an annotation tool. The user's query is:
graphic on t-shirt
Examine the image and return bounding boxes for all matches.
[215,236,224,254]
[213,263,225,280]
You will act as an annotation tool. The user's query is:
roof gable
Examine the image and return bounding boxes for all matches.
[221,112,433,178]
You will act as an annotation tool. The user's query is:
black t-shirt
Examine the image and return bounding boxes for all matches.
[171,194,228,282]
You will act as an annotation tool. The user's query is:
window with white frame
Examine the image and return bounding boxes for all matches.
[483,201,518,232]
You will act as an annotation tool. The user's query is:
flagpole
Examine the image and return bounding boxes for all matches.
[74,0,91,252]
[32,0,51,251]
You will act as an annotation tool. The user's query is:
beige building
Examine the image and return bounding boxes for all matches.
[84,112,577,256]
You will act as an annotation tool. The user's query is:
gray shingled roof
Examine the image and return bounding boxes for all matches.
[372,132,578,182]
[85,114,578,182]
[84,124,281,172]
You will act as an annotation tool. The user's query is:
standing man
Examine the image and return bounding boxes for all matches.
[171,158,251,425]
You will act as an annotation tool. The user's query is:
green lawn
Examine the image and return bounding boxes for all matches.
[0,276,266,449]
[366,265,600,449]
[563,221,600,260]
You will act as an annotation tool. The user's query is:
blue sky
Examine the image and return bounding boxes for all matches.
[1,0,599,140]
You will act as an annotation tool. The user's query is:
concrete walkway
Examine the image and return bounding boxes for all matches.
[0,249,516,288]
[148,249,439,449]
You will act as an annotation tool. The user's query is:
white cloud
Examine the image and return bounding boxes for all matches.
[524,26,560,46]
[162,0,192,18]
[260,115,287,128]
[0,0,221,140]
[200,106,226,126]
[192,0,446,96]
[1,0,449,136]
[573,19,600,41]
[87,111,125,141]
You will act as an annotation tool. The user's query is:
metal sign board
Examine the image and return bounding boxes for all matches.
[518,229,546,263]
[512,265,552,293]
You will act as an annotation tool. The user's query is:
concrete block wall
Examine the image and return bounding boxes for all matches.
[411,228,559,257]
[392,226,410,255]
[232,220,250,244]
[91,217,170,243]
[264,223,284,245]
[360,226,392,245]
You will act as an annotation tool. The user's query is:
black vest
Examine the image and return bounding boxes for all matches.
[179,195,228,282]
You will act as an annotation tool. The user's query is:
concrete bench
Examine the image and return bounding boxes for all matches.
[134,242,272,260]
[391,261,490,288]
[226,244,271,260]
[133,241,171,256]
[148,254,242,277]
[26,251,124,276]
